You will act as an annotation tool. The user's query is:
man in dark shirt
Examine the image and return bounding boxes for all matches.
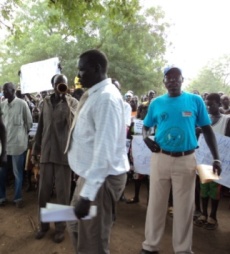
[32,74,78,243]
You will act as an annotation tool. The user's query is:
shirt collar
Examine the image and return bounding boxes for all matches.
[7,96,17,106]
[87,78,112,96]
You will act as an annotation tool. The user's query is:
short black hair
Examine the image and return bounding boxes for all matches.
[206,93,221,104]
[148,90,155,96]
[3,82,15,90]
[111,78,121,90]
[51,74,60,85]
[51,74,67,85]
[80,49,108,74]
[72,88,84,96]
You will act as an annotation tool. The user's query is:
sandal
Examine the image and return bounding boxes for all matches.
[194,215,207,227]
[193,210,202,220]
[203,217,218,230]
[126,198,139,204]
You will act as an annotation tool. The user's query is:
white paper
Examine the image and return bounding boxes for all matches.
[41,203,97,222]
[196,164,220,184]
[132,135,154,175]
[28,123,38,137]
[133,119,144,134]
[195,133,230,188]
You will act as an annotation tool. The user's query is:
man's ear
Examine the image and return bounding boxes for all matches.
[95,64,101,72]
[163,78,166,84]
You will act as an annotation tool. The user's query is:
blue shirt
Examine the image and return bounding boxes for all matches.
[144,92,211,152]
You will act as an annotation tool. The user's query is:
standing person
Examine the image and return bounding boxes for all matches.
[67,49,129,254]
[124,91,133,104]
[136,90,156,120]
[111,78,132,202]
[130,95,139,118]
[111,78,132,131]
[194,93,230,230]
[0,103,7,182]
[219,94,230,114]
[38,90,49,112]
[72,88,85,101]
[0,82,32,208]
[127,90,156,204]
[32,74,78,243]
[140,67,221,254]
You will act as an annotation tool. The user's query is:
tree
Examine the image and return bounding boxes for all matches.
[186,68,224,94]
[88,6,169,95]
[208,54,230,87]
[187,54,230,95]
[0,0,139,35]
[0,1,81,86]
[0,0,169,96]
[48,0,140,33]
[0,0,20,32]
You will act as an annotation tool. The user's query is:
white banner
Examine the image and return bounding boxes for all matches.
[131,135,153,175]
[131,133,230,187]
[195,133,230,188]
[20,57,61,94]
[132,118,154,135]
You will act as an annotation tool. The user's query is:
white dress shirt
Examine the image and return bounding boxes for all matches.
[68,78,130,201]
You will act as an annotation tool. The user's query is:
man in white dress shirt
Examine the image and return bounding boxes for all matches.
[67,49,129,254]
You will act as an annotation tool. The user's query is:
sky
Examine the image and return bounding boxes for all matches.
[140,0,230,86]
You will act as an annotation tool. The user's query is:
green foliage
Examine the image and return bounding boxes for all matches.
[0,1,16,29]
[91,6,168,95]
[187,54,230,95]
[0,0,169,96]
[47,0,140,34]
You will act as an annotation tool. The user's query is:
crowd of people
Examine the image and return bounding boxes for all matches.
[0,49,229,254]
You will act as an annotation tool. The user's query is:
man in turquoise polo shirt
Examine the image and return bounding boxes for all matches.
[140,66,221,254]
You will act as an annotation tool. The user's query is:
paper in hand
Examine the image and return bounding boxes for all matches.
[41,203,97,222]
[196,164,220,184]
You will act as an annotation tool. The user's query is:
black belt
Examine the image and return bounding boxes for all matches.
[160,149,195,157]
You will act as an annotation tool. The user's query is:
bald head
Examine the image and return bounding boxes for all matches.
[53,74,68,86]
[3,82,16,100]
[3,82,15,90]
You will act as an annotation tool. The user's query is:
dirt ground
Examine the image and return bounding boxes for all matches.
[1,180,230,254]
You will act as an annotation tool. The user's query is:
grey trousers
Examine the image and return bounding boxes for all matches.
[68,173,127,254]
[38,163,72,232]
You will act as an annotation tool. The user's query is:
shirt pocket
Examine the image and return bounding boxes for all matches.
[14,115,22,126]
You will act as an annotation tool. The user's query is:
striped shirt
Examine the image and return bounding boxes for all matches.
[68,78,129,201]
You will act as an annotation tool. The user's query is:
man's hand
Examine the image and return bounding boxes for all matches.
[213,160,222,176]
[143,137,160,153]
[0,151,7,167]
[74,196,91,219]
